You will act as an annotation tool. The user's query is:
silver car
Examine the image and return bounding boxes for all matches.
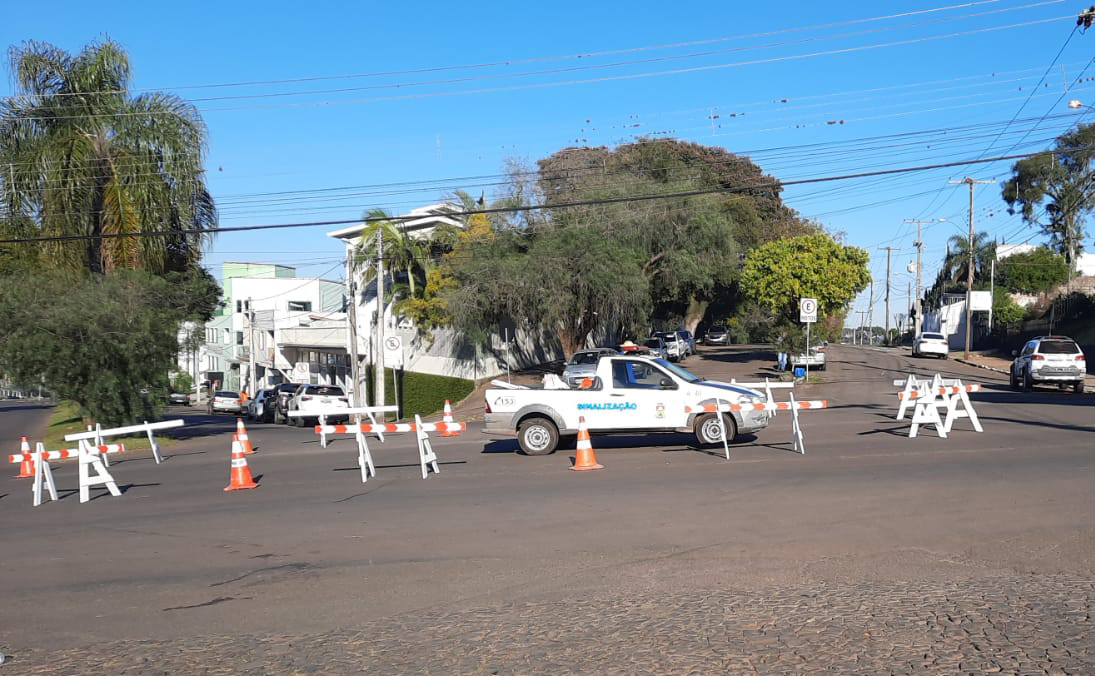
[562,348,618,387]
[704,325,729,345]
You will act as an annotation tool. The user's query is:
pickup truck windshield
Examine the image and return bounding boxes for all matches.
[653,358,702,383]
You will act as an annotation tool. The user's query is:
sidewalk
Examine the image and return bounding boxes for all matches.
[956,350,1095,386]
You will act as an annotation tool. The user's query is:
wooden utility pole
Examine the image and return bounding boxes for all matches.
[949,178,993,359]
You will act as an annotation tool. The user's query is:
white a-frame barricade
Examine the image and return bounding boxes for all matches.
[66,419,183,465]
[78,440,123,503]
[908,384,947,439]
[789,393,806,454]
[685,398,826,458]
[895,373,924,420]
[33,442,58,507]
[414,414,440,479]
[942,382,983,434]
[353,426,376,483]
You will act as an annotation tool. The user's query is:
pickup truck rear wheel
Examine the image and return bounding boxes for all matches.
[695,413,737,446]
[517,417,559,456]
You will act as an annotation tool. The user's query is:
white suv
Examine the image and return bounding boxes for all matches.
[1010,336,1086,393]
[286,384,350,426]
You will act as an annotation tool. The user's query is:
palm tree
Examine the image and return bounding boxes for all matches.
[942,231,995,288]
[355,208,431,298]
[0,39,215,274]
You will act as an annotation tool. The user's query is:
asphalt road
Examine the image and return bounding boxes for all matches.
[1,344,1093,674]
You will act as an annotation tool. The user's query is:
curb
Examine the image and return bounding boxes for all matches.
[955,359,1009,375]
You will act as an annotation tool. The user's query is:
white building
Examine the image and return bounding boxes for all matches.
[192,263,347,394]
[328,203,523,385]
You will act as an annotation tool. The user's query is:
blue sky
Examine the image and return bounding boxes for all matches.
[4,1,1094,329]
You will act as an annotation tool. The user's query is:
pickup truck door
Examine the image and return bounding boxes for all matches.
[575,358,683,430]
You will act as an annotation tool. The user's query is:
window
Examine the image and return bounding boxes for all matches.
[611,360,673,389]
[235,331,244,346]
[236,300,242,313]
[288,301,312,312]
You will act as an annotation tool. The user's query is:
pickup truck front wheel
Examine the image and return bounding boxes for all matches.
[695,413,738,446]
[517,417,559,456]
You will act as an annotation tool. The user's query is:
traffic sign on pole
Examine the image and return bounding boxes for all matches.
[799,298,818,323]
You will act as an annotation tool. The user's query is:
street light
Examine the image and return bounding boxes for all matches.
[1068,99,1092,110]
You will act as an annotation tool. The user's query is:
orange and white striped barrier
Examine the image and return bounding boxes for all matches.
[9,443,123,463]
[685,400,827,413]
[898,384,982,400]
[315,422,466,435]
[686,398,825,456]
[293,405,400,447]
[65,419,182,465]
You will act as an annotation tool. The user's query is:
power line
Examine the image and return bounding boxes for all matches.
[0,149,1061,246]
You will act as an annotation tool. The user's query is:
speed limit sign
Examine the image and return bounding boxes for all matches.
[799,298,818,323]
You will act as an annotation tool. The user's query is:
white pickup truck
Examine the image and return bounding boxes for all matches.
[484,355,770,455]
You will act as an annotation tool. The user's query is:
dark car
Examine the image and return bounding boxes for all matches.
[271,382,304,424]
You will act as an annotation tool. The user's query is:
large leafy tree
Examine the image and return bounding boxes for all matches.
[997,247,1068,294]
[0,269,219,424]
[0,38,215,274]
[740,233,870,348]
[1002,122,1095,267]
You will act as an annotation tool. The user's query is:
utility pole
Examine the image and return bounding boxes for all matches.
[878,246,899,346]
[247,298,256,394]
[374,227,386,408]
[346,248,362,407]
[949,178,993,359]
[903,219,937,338]
[867,277,874,345]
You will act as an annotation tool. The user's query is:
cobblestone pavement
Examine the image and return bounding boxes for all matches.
[5,575,1093,675]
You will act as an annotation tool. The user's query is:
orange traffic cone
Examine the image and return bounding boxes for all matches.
[14,436,34,478]
[224,438,259,491]
[236,418,254,454]
[569,417,603,471]
[441,400,457,437]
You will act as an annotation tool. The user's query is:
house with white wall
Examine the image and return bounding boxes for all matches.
[191,263,346,394]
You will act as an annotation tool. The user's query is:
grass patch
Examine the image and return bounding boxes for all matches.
[42,400,154,452]
[364,368,475,419]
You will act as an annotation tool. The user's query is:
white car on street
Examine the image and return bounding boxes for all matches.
[913,332,949,359]
[1010,335,1086,393]
[286,384,350,426]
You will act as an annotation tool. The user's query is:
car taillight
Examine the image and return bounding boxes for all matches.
[485,397,492,414]
[1032,355,1045,360]
[1077,355,1085,361]
[301,395,312,401]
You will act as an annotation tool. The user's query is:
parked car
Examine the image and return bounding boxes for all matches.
[641,336,668,360]
[913,331,949,359]
[789,348,826,371]
[678,330,696,356]
[704,325,729,345]
[562,348,619,388]
[167,391,191,406]
[271,382,305,424]
[209,390,243,414]
[247,388,276,422]
[286,384,351,426]
[1010,335,1086,393]
[654,332,685,361]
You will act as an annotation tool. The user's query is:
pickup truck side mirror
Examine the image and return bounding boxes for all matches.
[1011,350,1018,357]
[659,378,676,390]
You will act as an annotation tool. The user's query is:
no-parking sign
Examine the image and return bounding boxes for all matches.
[383,335,404,368]
[799,298,818,323]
